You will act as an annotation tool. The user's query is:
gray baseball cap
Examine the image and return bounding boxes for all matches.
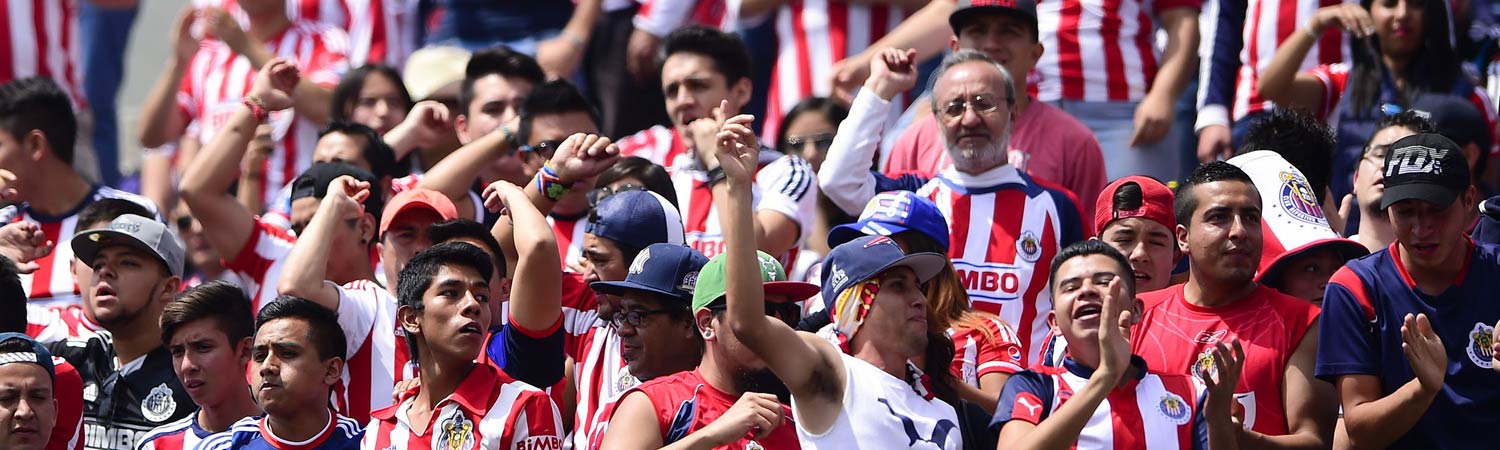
[71,214,185,277]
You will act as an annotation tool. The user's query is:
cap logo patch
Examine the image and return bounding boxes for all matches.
[110,222,141,233]
[629,248,651,275]
[1386,145,1450,177]
[828,262,849,294]
[679,270,699,292]
[864,236,897,249]
[759,256,782,280]
[1277,171,1327,225]
[866,194,914,225]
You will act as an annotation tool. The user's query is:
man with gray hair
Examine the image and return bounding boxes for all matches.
[820,48,1088,367]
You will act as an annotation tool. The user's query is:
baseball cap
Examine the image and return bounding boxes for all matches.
[1227,151,1367,283]
[380,188,458,237]
[72,214,186,277]
[0,333,55,381]
[950,0,1038,34]
[591,243,709,304]
[692,251,821,310]
[290,162,383,208]
[1410,95,1493,153]
[1381,133,1471,210]
[403,46,471,101]
[828,191,950,249]
[820,235,948,311]
[587,190,685,247]
[1093,176,1174,235]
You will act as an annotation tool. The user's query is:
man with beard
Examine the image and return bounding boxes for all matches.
[819,48,1087,368]
[598,250,817,449]
[1130,162,1336,449]
[48,215,195,450]
[24,199,156,344]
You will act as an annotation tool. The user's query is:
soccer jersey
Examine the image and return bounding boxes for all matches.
[53,358,84,450]
[1308,63,1498,150]
[176,21,349,210]
[615,125,687,168]
[670,149,816,268]
[545,213,588,271]
[947,317,1024,388]
[134,415,213,450]
[569,324,635,450]
[331,280,409,424]
[286,0,408,68]
[1317,240,1500,449]
[991,356,1209,449]
[1131,283,1317,436]
[27,304,102,343]
[793,353,961,450]
[1,0,85,108]
[362,362,564,450]
[1034,0,1200,103]
[225,218,298,312]
[197,413,363,450]
[601,368,800,449]
[47,333,196,450]
[1195,0,1346,129]
[4,186,159,306]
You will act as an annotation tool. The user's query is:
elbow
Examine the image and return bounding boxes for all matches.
[276,276,313,299]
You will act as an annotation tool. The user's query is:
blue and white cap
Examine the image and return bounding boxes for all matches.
[0,333,55,381]
[586,190,685,248]
[828,191,951,249]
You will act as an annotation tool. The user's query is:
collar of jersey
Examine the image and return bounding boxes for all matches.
[1061,355,1148,384]
[937,164,1023,194]
[1389,237,1476,291]
[387,363,505,431]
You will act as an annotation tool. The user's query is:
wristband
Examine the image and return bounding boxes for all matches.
[706,167,727,187]
[242,96,269,123]
[536,162,572,201]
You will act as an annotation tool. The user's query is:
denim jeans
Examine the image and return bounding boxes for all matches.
[79,1,139,187]
[1051,99,1182,183]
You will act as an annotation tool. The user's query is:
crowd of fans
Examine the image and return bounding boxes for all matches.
[2,0,1500,449]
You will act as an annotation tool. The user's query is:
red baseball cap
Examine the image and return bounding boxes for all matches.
[1093,176,1175,236]
[380,188,458,237]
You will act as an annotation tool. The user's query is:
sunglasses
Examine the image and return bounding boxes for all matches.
[520,139,565,158]
[781,133,835,154]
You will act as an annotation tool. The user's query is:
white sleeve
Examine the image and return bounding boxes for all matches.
[333,281,381,360]
[753,155,819,246]
[819,89,896,215]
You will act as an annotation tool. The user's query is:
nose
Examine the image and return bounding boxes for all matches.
[959,104,984,129]
[460,292,483,318]
[1126,241,1151,264]
[373,99,390,118]
[14,396,35,421]
[673,88,695,108]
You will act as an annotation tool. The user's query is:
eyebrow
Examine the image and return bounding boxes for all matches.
[253,342,304,353]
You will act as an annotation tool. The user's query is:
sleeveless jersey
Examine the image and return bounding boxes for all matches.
[791,353,961,450]
[600,368,800,449]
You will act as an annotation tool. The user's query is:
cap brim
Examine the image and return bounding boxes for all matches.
[1257,238,1369,283]
[1381,183,1459,210]
[381,202,443,236]
[828,222,913,249]
[71,229,168,273]
[880,252,949,284]
[589,280,693,303]
[764,281,820,302]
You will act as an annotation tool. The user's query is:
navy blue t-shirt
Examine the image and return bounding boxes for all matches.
[1317,240,1500,449]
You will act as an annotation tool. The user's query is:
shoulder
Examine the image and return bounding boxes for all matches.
[1137,285,1180,310]
[138,415,195,445]
[198,419,258,450]
[617,126,673,150]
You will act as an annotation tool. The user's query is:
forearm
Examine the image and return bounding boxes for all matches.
[489,176,559,274]
[1148,9,1199,104]
[1010,382,1113,450]
[418,128,513,204]
[1256,27,1318,104]
[235,170,265,214]
[382,124,422,161]
[562,0,601,42]
[292,81,333,126]
[1342,381,1439,449]
[138,59,191,148]
[503,190,563,330]
[819,90,895,215]
[1207,418,1240,450]
[857,0,955,63]
[181,108,258,202]
[276,200,342,309]
[718,179,770,342]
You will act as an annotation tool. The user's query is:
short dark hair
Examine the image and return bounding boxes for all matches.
[78,198,156,230]
[427,219,506,276]
[1239,110,1335,203]
[776,97,849,150]
[1373,110,1438,138]
[1174,161,1256,228]
[396,242,494,363]
[318,121,404,179]
[162,280,254,346]
[459,47,545,113]
[1048,239,1136,298]
[1112,181,1145,214]
[0,77,76,164]
[662,26,753,86]
[516,79,601,146]
[0,255,24,333]
[331,64,414,124]
[595,157,678,208]
[255,296,346,361]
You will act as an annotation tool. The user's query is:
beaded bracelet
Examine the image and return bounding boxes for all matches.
[242,96,269,123]
[536,162,571,201]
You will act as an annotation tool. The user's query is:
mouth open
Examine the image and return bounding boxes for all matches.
[458,323,483,335]
[1073,304,1102,320]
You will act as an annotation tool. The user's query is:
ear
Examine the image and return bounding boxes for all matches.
[1045,310,1056,330]
[1175,223,1190,254]
[454,114,471,143]
[324,357,345,387]
[949,36,961,53]
[23,130,47,162]
[694,308,716,341]
[359,213,377,247]
[1129,297,1145,325]
[236,337,254,366]
[731,78,753,112]
[158,277,183,303]
[1464,143,1482,174]
[1031,41,1045,60]
[398,305,422,340]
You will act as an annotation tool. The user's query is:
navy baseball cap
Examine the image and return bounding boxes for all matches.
[1381,133,1471,209]
[820,235,948,311]
[586,190,685,248]
[591,243,709,304]
[829,191,951,249]
[1411,95,1493,153]
[0,333,56,381]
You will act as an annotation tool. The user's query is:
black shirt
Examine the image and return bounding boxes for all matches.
[47,332,196,450]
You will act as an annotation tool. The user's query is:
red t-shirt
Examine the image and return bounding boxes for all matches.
[50,358,83,450]
[603,368,801,449]
[1130,284,1319,436]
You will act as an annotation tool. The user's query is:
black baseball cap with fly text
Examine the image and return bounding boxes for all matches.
[1381,133,1471,210]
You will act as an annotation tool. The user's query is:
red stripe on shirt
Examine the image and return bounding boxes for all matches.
[1056,0,1085,100]
[1109,385,1144,449]
[790,0,814,101]
[0,4,13,82]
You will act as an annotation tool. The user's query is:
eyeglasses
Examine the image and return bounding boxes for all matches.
[940,95,1009,119]
[706,300,802,328]
[781,133,835,154]
[609,308,675,329]
[520,139,565,158]
[587,183,648,207]
[1364,144,1391,163]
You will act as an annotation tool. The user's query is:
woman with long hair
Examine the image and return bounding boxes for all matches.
[332,64,460,173]
[1258,0,1494,201]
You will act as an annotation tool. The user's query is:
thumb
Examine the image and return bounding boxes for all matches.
[15,261,40,274]
[1339,194,1354,218]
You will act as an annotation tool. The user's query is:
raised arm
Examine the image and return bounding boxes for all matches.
[1194,0,1247,162]
[715,108,846,434]
[382,101,452,161]
[481,180,561,331]
[137,7,199,149]
[414,121,518,220]
[487,133,619,273]
[1337,314,1444,449]
[1257,3,1371,113]
[536,0,601,79]
[178,59,299,260]
[829,1,956,104]
[277,176,371,310]
[1130,6,1198,147]
[819,48,920,215]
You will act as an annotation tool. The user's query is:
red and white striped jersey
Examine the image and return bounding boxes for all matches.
[51,358,83,450]
[135,415,213,450]
[1033,0,1199,103]
[670,150,816,268]
[331,279,409,425]
[286,0,408,68]
[1196,0,1346,128]
[25,304,100,343]
[615,125,688,168]
[571,324,635,450]
[992,358,1209,449]
[224,218,297,312]
[0,0,85,108]
[176,21,348,210]
[915,165,1088,367]
[633,0,732,39]
[947,316,1023,388]
[6,186,159,306]
[546,214,587,271]
[362,363,564,450]
[762,0,910,142]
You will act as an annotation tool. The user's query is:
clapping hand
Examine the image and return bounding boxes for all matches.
[1401,313,1447,393]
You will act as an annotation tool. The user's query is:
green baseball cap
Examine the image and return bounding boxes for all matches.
[691,251,821,310]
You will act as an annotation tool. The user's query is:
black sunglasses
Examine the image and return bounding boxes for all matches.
[520,139,565,158]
